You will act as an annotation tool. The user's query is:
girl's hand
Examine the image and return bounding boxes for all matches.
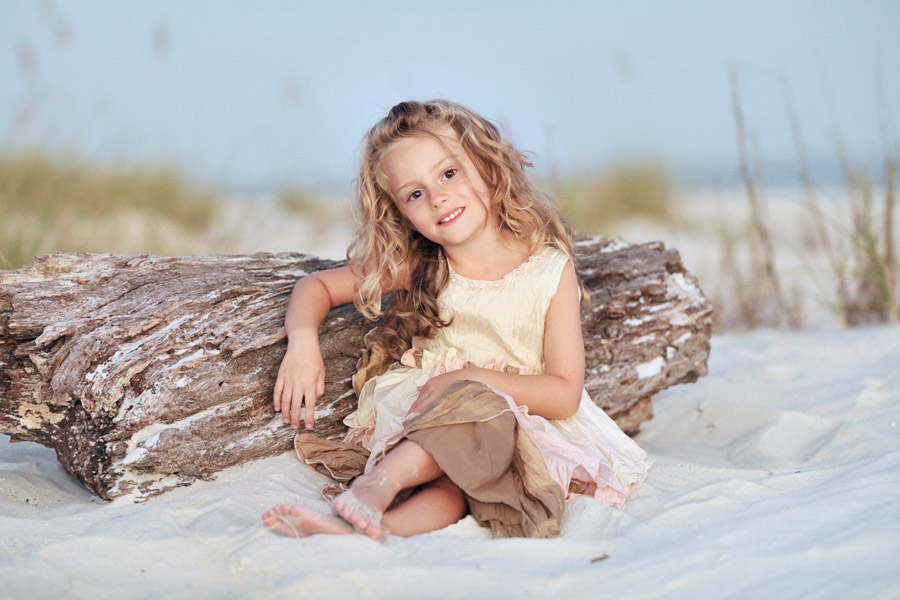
[408,369,475,416]
[273,338,325,430]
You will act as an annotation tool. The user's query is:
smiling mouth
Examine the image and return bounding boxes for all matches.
[438,207,464,225]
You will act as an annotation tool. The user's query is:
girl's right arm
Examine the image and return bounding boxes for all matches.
[273,266,360,430]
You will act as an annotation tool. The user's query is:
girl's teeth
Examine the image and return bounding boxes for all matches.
[440,209,462,223]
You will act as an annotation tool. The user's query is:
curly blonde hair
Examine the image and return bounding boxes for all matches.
[348,99,580,362]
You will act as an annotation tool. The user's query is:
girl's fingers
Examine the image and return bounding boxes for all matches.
[274,371,325,428]
[304,387,317,429]
[281,386,293,423]
[290,384,305,429]
[273,377,284,410]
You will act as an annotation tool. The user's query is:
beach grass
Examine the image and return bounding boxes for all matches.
[718,65,900,330]
[556,162,672,235]
[0,153,219,269]
[2,148,896,332]
[278,187,351,226]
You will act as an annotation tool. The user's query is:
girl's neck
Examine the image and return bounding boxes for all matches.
[443,228,531,281]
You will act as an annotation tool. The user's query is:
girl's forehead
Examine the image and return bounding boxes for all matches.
[388,134,446,158]
[382,131,460,173]
[390,127,459,154]
[377,126,469,194]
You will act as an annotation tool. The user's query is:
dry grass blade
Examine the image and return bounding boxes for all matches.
[780,74,853,323]
[825,72,899,325]
[728,63,799,329]
[875,56,899,321]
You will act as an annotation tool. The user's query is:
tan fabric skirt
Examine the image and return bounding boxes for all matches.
[296,380,565,538]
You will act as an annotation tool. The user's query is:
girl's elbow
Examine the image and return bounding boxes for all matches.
[559,400,580,420]
[555,388,581,420]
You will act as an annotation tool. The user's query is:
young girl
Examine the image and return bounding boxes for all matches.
[262,100,651,539]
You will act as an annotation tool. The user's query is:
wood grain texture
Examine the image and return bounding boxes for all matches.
[0,237,712,500]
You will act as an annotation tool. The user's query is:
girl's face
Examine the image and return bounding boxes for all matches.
[381,127,495,251]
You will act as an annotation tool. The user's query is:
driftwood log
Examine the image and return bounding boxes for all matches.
[0,237,712,501]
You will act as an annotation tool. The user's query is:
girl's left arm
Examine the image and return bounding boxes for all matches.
[412,262,585,420]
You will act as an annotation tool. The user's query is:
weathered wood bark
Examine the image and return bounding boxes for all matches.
[0,237,712,501]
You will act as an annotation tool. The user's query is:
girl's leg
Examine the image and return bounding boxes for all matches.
[381,475,467,537]
[262,475,466,538]
[333,439,446,537]
[263,440,466,539]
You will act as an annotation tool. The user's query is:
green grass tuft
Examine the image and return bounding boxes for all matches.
[0,153,218,269]
[556,162,672,234]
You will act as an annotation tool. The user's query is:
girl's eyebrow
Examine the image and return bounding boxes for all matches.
[432,156,452,170]
[391,178,416,199]
[392,157,454,196]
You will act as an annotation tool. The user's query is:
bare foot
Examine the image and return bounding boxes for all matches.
[332,488,390,538]
[262,504,353,537]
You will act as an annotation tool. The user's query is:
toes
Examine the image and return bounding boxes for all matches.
[340,508,367,530]
[263,501,377,538]
[262,505,291,521]
[362,522,384,539]
[261,507,283,525]
[261,505,310,537]
[332,490,383,535]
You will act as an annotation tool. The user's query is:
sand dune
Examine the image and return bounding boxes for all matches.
[2,324,898,599]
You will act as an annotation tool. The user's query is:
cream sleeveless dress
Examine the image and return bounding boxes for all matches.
[344,247,651,509]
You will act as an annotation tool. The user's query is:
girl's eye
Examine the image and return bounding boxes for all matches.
[442,168,458,180]
[408,190,423,202]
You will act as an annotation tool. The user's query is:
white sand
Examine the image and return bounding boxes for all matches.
[2,324,898,599]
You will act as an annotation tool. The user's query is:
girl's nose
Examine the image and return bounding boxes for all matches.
[431,190,449,207]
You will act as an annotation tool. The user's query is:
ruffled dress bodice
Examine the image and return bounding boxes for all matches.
[421,251,552,374]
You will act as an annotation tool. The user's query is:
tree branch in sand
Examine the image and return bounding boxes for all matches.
[0,237,712,501]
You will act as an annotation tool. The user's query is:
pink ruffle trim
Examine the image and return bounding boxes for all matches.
[400,348,534,379]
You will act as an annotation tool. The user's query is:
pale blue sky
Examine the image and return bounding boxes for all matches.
[2,1,898,192]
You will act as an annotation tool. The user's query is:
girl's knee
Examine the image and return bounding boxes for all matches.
[426,475,467,516]
[423,474,453,488]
